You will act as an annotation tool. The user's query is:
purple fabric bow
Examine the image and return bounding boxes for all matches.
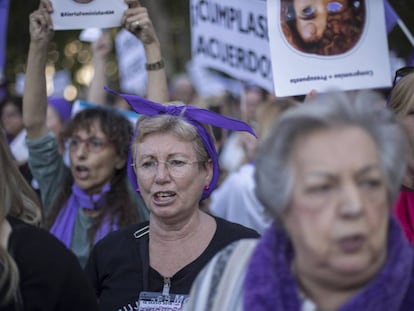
[49,183,116,248]
[105,87,256,200]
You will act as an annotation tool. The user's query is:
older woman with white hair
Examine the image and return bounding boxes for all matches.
[185,90,414,311]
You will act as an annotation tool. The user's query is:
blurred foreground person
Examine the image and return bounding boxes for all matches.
[185,90,414,311]
[0,131,98,311]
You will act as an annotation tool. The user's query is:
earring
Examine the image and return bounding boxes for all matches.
[136,188,140,193]
[204,185,210,191]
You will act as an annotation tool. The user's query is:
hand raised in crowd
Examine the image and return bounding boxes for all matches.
[91,31,112,58]
[122,0,159,46]
[304,89,317,103]
[29,0,54,44]
[122,0,168,102]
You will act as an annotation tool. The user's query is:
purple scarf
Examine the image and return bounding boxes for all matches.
[50,183,117,248]
[244,217,414,311]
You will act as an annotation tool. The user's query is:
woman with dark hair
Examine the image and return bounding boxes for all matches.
[23,0,148,266]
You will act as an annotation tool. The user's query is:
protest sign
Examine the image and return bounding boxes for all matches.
[186,60,243,97]
[190,0,273,93]
[79,28,103,42]
[115,29,147,96]
[51,0,127,30]
[267,0,392,97]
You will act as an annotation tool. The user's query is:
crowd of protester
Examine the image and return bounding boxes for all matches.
[1,0,414,310]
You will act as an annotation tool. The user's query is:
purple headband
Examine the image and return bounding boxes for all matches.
[48,96,72,122]
[105,87,256,201]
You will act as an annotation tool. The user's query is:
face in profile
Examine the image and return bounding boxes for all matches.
[283,126,389,287]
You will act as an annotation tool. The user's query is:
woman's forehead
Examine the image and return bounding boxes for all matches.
[73,121,105,136]
[291,127,380,173]
[135,133,195,156]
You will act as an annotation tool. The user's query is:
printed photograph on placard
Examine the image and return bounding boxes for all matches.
[73,0,94,3]
[280,0,366,55]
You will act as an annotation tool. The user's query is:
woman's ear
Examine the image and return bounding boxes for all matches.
[204,159,213,185]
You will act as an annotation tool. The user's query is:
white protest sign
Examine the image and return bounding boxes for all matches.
[79,28,103,42]
[186,60,243,97]
[190,0,273,93]
[51,0,127,30]
[115,29,147,96]
[267,0,391,97]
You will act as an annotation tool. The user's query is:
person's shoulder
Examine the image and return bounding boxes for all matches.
[214,216,260,238]
[8,217,85,280]
[93,221,149,250]
[217,238,258,261]
[9,216,61,248]
[204,238,257,275]
[9,217,76,260]
[8,218,99,310]
[86,221,149,272]
[185,238,257,311]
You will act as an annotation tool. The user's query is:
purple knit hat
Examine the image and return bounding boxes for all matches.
[105,87,256,201]
[48,96,72,122]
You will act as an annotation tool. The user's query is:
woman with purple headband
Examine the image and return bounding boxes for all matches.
[85,93,260,311]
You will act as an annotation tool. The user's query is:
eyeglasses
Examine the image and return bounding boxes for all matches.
[393,66,414,87]
[132,158,203,178]
[67,136,110,153]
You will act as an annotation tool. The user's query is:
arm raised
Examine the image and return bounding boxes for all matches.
[123,0,168,103]
[23,0,54,139]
